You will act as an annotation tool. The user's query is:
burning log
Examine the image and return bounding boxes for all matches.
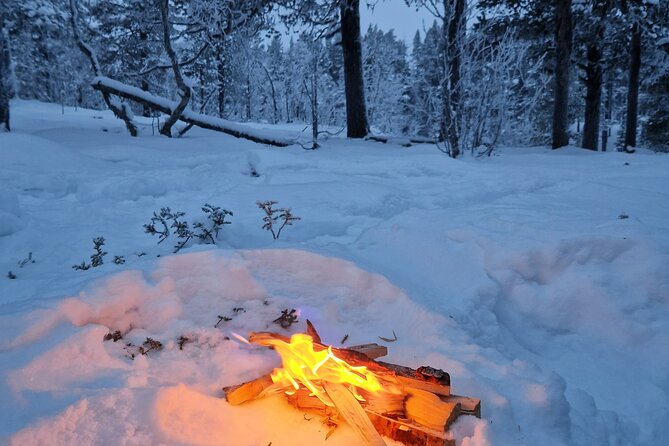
[323,382,387,446]
[223,328,479,446]
[286,387,457,446]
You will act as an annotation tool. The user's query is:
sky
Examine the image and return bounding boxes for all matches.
[277,0,438,45]
[360,0,437,42]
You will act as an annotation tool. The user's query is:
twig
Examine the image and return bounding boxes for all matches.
[378,330,397,343]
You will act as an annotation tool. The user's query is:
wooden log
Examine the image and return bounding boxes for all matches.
[347,343,388,360]
[366,135,440,147]
[359,389,405,416]
[378,362,451,397]
[323,382,387,446]
[286,388,338,417]
[90,77,292,147]
[305,319,322,344]
[442,395,481,418]
[404,388,460,432]
[287,390,454,446]
[248,332,450,396]
[223,375,273,406]
[366,412,455,446]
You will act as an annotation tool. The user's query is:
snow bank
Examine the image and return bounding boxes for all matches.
[0,187,21,237]
[1,101,668,446]
[4,250,465,445]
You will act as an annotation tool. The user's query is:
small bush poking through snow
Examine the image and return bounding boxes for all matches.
[18,252,35,268]
[193,204,233,244]
[72,237,107,270]
[144,208,173,244]
[257,200,301,240]
[91,237,107,267]
[144,204,232,253]
[140,337,163,356]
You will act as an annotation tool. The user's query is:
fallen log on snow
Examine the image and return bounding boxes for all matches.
[366,135,438,147]
[90,76,293,147]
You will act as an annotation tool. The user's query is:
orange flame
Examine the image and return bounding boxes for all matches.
[257,333,399,406]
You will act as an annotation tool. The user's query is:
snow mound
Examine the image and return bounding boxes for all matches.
[0,187,21,237]
[4,249,466,445]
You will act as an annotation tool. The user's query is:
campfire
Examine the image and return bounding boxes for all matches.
[224,322,480,446]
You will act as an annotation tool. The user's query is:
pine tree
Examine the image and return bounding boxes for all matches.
[552,0,572,149]
[0,3,11,131]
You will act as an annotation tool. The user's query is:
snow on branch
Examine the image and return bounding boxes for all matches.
[90,76,293,147]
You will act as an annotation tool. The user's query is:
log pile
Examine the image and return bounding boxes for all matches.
[223,324,480,446]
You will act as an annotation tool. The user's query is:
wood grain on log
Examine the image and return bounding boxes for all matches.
[287,390,454,446]
[322,382,387,446]
[405,388,460,431]
[442,395,481,418]
[223,375,273,406]
[347,343,388,360]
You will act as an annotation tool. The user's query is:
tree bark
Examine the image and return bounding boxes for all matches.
[581,41,602,151]
[0,7,11,132]
[216,47,226,118]
[155,0,191,137]
[552,0,572,149]
[624,23,641,149]
[139,29,152,118]
[441,0,465,158]
[340,0,369,138]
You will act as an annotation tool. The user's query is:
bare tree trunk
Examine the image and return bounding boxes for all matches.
[312,71,318,147]
[305,44,319,149]
[245,71,252,121]
[624,23,641,150]
[155,0,191,137]
[217,49,226,119]
[139,30,151,117]
[69,0,137,136]
[261,64,278,124]
[441,0,465,158]
[0,7,11,132]
[552,0,572,149]
[340,0,369,138]
[582,41,602,151]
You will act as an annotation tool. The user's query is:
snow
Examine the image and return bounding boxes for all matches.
[1,100,668,446]
[92,77,295,145]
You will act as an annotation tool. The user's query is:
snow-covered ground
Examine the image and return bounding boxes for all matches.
[1,100,668,446]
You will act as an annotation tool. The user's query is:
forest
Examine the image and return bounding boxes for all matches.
[1,0,667,153]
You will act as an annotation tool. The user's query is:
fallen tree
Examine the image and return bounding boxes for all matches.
[69,0,138,137]
[91,76,293,147]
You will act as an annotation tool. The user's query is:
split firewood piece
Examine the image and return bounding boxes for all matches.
[287,388,338,417]
[442,395,481,418]
[247,332,451,395]
[223,375,274,406]
[347,343,388,360]
[288,390,452,446]
[366,412,455,446]
[405,388,461,432]
[358,389,405,416]
[305,319,322,344]
[378,362,451,397]
[322,382,387,446]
